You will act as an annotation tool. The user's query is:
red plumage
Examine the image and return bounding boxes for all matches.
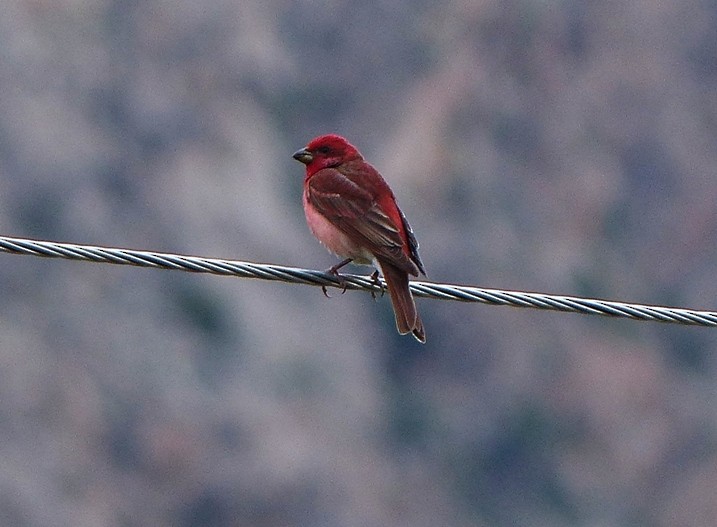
[293,134,426,343]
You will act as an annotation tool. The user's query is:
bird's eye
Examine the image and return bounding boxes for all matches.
[316,146,331,155]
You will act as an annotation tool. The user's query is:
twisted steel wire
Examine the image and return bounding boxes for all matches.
[1,235,715,327]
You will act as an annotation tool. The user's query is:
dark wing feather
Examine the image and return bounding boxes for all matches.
[398,208,426,276]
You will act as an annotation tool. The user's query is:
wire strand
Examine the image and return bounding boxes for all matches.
[1,235,715,327]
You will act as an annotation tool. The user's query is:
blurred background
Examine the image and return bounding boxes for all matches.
[1,0,716,525]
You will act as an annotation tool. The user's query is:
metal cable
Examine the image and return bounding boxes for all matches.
[1,235,715,327]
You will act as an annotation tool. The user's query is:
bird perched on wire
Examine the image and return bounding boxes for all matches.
[293,134,426,343]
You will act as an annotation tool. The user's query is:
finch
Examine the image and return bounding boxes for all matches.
[292,134,426,343]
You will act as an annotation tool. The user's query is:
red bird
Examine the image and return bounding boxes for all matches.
[293,134,426,343]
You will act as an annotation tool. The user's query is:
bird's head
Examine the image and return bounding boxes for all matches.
[292,134,362,175]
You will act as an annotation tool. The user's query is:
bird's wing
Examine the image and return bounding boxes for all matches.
[307,168,420,275]
[398,208,426,276]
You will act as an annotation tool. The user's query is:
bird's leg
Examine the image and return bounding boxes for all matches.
[369,270,385,300]
[322,258,353,297]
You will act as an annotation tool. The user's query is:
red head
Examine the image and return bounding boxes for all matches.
[292,134,363,176]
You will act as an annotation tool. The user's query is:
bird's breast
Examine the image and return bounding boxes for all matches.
[302,190,374,265]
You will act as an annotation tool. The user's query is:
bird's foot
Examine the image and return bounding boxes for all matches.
[369,270,385,300]
[321,258,352,297]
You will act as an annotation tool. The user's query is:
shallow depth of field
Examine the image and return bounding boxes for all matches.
[1,1,716,525]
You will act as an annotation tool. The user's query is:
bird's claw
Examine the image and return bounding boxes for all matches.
[322,265,349,298]
[369,270,385,300]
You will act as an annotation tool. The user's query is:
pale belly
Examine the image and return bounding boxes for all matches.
[303,191,374,265]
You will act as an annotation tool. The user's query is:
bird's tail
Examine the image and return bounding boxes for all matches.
[379,260,425,343]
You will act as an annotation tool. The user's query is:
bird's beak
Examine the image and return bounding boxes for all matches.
[292,148,313,165]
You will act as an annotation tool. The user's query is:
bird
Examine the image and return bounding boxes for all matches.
[292,134,426,343]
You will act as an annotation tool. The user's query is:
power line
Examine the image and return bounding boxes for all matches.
[0,235,715,327]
